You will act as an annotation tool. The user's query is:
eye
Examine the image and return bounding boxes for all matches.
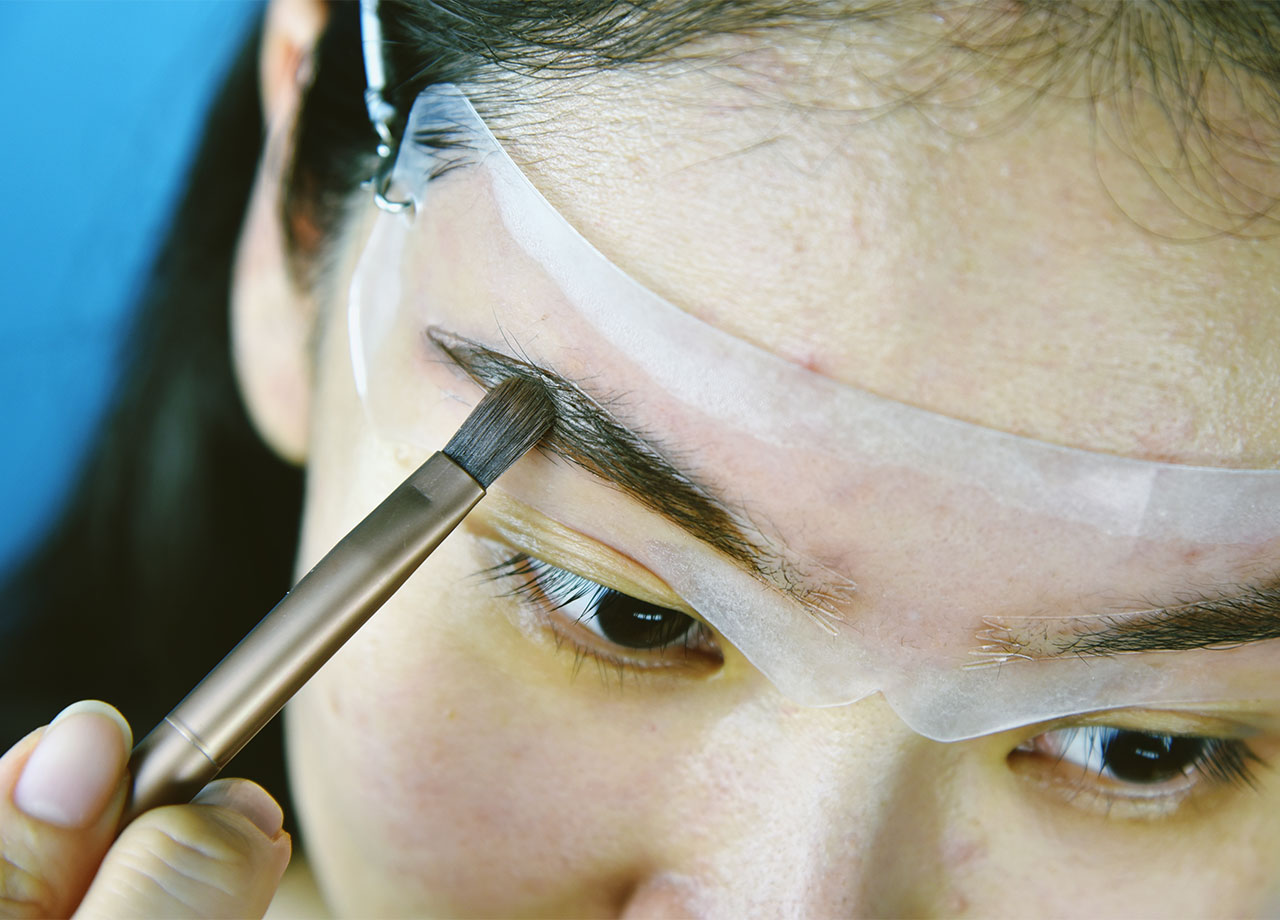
[1012,725,1259,801]
[1057,728,1226,784]
[488,553,722,669]
[562,581,699,649]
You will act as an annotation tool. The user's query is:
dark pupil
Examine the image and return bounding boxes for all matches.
[1101,731,1206,784]
[592,591,693,649]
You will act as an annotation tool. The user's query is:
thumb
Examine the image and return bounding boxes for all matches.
[0,700,132,918]
[74,778,291,919]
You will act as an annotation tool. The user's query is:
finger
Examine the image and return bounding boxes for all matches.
[0,700,132,919]
[74,778,291,919]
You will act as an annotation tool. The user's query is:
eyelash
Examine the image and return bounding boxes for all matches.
[1013,725,1263,805]
[483,553,723,677]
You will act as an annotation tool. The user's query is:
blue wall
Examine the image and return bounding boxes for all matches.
[0,1,259,578]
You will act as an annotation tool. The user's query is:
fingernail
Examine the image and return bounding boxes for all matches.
[14,701,133,827]
[194,778,285,839]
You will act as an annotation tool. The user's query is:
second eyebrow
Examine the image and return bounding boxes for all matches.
[1060,584,1280,657]
[976,582,1280,662]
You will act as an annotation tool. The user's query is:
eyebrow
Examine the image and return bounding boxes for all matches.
[976,582,1280,663]
[428,328,827,606]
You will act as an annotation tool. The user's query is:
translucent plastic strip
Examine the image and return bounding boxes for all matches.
[348,85,1280,740]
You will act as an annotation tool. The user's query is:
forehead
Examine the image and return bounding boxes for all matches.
[478,26,1280,469]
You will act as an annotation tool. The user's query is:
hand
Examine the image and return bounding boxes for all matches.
[0,700,291,918]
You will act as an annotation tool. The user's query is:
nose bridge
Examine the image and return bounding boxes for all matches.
[620,693,947,918]
[857,723,971,915]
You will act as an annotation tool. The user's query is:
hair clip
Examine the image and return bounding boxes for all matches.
[358,0,413,213]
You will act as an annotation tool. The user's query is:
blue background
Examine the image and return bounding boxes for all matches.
[0,1,259,579]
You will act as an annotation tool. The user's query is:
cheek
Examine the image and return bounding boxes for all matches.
[285,533,710,914]
[966,753,1280,917]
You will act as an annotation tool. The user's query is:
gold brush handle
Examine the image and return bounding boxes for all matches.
[123,452,483,825]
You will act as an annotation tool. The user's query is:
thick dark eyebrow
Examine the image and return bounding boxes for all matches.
[978,582,1280,662]
[1058,583,1280,657]
[428,328,815,600]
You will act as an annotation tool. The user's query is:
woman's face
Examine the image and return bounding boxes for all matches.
[273,23,1280,917]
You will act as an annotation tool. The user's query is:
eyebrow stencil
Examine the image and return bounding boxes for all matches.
[344,82,1280,740]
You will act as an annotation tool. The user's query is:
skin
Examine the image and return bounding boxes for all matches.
[231,1,1280,916]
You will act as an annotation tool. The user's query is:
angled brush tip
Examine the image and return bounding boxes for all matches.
[443,377,556,487]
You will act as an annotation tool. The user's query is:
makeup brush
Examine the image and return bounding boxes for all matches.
[124,377,554,824]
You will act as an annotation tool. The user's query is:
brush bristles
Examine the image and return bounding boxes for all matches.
[443,377,556,488]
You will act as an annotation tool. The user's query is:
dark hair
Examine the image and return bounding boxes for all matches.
[4,0,1279,818]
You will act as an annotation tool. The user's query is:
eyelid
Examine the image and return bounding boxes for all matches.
[466,491,695,614]
[1029,707,1268,741]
